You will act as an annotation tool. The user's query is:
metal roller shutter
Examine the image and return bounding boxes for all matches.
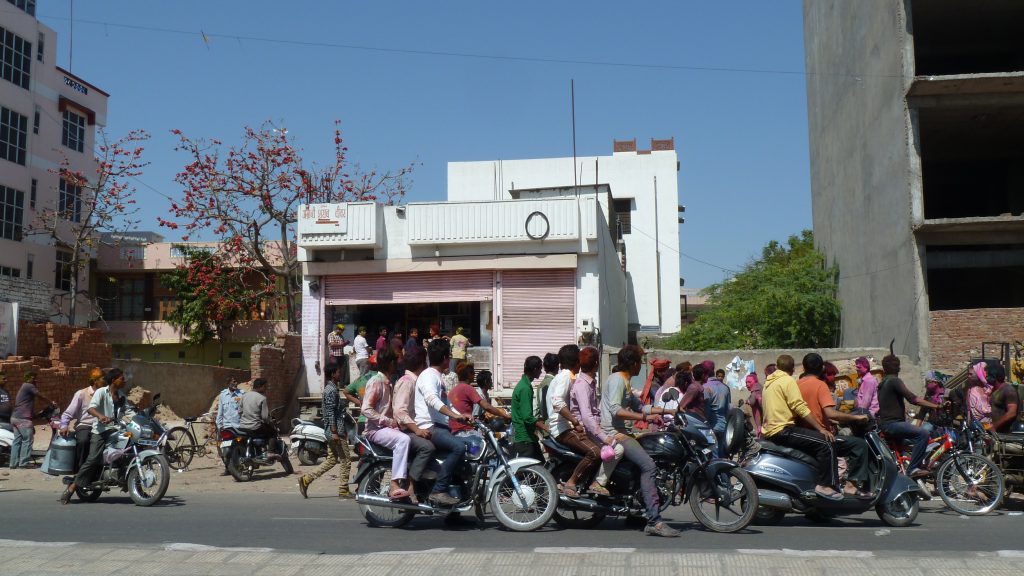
[498,269,576,386]
[324,271,494,305]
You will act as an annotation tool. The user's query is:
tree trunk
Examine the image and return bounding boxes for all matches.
[216,323,226,366]
[68,261,78,326]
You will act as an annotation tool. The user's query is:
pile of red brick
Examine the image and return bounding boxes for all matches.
[1,322,113,408]
[250,333,302,412]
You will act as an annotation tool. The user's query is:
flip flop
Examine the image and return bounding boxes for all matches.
[389,488,411,501]
[814,487,844,501]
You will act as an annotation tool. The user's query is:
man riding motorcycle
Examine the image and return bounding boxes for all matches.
[60,368,128,504]
[239,378,276,455]
[877,355,942,478]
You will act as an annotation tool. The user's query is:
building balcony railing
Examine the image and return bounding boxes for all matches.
[407,196,597,246]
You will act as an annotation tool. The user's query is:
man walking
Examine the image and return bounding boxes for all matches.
[10,371,58,469]
[214,378,244,475]
[449,327,469,374]
[299,364,352,499]
[354,326,371,377]
[375,326,389,356]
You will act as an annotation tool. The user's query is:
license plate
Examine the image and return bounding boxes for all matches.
[219,440,233,448]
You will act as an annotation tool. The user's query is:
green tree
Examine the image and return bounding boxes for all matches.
[663,230,840,350]
[161,244,275,365]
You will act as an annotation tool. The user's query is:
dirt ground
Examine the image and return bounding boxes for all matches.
[0,422,355,499]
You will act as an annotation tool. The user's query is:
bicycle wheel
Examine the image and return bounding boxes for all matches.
[935,452,1004,516]
[164,426,196,470]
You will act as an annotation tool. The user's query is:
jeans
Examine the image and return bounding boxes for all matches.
[882,421,929,472]
[618,435,662,524]
[10,419,33,468]
[356,359,369,377]
[513,441,543,461]
[404,432,436,481]
[428,425,465,494]
[769,426,838,487]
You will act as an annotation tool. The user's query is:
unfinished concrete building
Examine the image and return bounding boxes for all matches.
[803,0,1024,372]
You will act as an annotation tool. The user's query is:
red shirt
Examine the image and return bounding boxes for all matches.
[448,382,481,434]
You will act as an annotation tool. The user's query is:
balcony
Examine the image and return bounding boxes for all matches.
[407,196,597,246]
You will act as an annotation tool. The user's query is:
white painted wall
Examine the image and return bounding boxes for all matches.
[448,149,681,333]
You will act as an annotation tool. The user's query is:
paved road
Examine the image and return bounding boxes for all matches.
[2,488,1023,555]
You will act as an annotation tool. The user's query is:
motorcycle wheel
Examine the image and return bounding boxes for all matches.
[227,445,253,482]
[297,442,321,466]
[356,462,415,528]
[280,452,294,475]
[687,467,758,533]
[490,464,558,532]
[935,452,1004,516]
[75,486,102,502]
[753,506,786,526]
[127,454,171,507]
[876,492,919,527]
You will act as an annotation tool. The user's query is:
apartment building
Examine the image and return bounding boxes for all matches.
[804,0,1024,370]
[0,1,109,323]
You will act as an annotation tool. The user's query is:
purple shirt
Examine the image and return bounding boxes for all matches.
[856,373,880,415]
[569,372,608,443]
[12,382,39,421]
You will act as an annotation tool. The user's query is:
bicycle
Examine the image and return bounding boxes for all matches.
[162,413,219,471]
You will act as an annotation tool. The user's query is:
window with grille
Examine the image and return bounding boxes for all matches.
[55,250,72,291]
[0,266,20,278]
[62,109,86,153]
[59,178,82,222]
[6,0,36,16]
[612,198,633,236]
[0,26,31,89]
[0,184,24,241]
[36,32,43,62]
[0,106,28,165]
[119,245,145,261]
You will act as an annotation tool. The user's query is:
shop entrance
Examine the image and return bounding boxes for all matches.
[328,301,483,346]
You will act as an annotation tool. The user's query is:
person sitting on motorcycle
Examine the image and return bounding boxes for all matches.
[414,339,473,506]
[569,346,623,496]
[546,344,603,498]
[877,355,943,479]
[600,345,680,538]
[361,346,413,501]
[511,356,548,460]
[449,362,508,435]
[796,353,871,497]
[239,378,277,456]
[762,354,844,501]
[58,367,104,471]
[679,363,708,421]
[989,365,1019,433]
[60,368,127,505]
[391,346,437,495]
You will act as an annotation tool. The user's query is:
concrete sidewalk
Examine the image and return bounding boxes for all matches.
[2,541,1021,576]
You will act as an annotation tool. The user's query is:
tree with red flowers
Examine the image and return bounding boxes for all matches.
[27,130,149,325]
[161,121,415,332]
[162,244,276,366]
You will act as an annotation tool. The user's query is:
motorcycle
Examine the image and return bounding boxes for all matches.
[289,417,329,466]
[744,417,924,527]
[0,417,14,466]
[354,418,559,531]
[544,412,759,533]
[56,401,171,506]
[223,406,294,481]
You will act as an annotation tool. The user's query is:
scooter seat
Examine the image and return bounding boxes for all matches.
[293,419,318,427]
[759,440,820,470]
[542,437,582,460]
[0,422,12,432]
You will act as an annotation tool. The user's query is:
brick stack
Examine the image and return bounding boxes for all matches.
[0,322,113,412]
[929,307,1024,373]
[250,333,302,412]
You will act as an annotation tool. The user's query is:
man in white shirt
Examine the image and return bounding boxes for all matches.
[354,326,371,377]
[414,339,471,506]
[545,344,600,497]
[61,368,128,504]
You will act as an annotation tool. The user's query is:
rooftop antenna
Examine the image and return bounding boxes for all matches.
[571,79,578,198]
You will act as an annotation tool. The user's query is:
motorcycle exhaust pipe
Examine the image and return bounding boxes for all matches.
[557,495,627,515]
[355,493,436,514]
[757,489,793,511]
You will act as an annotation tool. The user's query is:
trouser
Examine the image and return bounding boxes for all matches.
[356,358,369,377]
[555,429,601,486]
[74,427,92,471]
[836,435,870,484]
[367,427,410,481]
[513,441,543,461]
[882,421,929,472]
[428,425,465,494]
[74,430,114,486]
[618,435,662,524]
[10,419,33,468]
[714,428,727,458]
[769,426,838,487]
[405,432,435,481]
[594,441,624,486]
[305,437,350,491]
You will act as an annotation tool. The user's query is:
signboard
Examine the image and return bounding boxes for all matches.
[299,203,348,235]
[0,302,19,358]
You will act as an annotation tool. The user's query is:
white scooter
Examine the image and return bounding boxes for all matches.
[0,419,14,466]
[289,417,328,466]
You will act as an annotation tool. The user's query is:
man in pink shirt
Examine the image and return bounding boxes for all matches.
[390,347,436,491]
[854,357,879,415]
[59,367,104,470]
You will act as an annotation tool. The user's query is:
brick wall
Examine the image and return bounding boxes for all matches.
[929,307,1024,372]
[0,276,51,323]
[1,322,113,414]
[250,333,302,413]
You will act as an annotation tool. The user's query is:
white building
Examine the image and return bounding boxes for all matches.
[297,139,683,394]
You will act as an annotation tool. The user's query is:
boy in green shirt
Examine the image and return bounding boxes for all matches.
[511,356,548,460]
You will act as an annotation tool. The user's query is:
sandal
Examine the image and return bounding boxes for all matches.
[814,486,844,501]
[389,488,411,501]
[588,483,610,497]
[560,484,581,498]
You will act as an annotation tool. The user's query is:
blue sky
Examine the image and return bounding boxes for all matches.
[36,0,810,289]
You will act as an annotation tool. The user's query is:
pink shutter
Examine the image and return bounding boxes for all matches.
[498,269,576,387]
[323,271,494,305]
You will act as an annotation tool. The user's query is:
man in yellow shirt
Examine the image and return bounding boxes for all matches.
[762,354,843,501]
